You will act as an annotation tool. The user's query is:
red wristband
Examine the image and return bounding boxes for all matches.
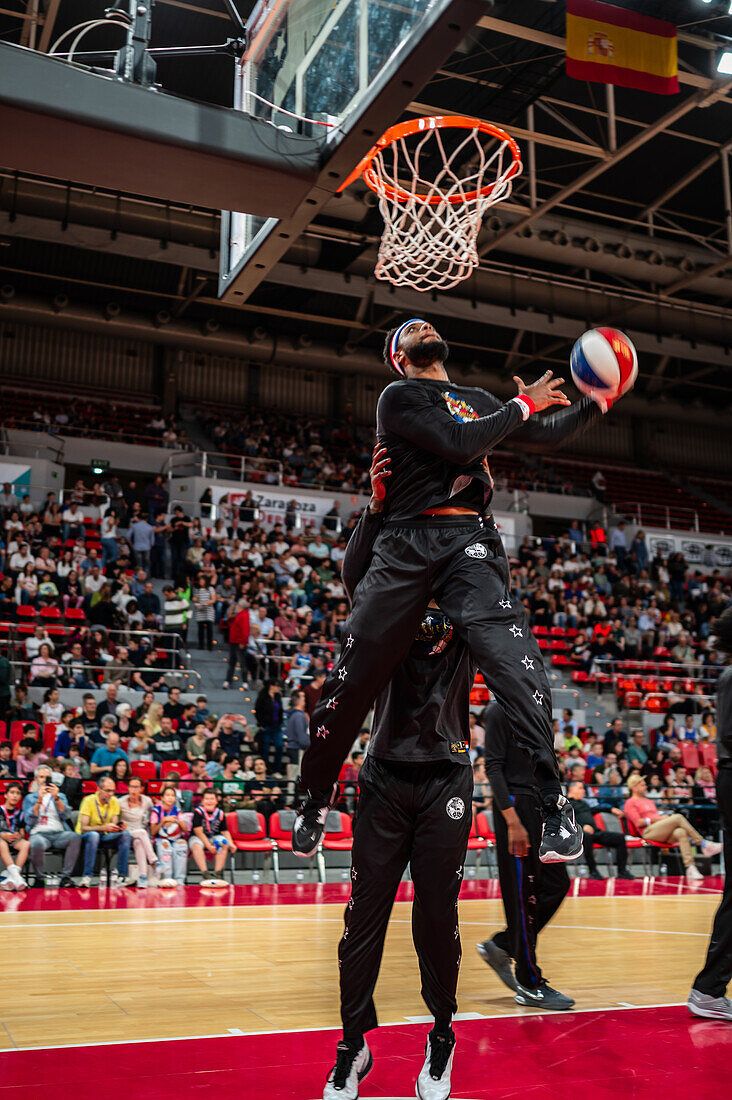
[511,395,536,420]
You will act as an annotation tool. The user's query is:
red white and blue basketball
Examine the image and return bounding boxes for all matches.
[570,328,638,399]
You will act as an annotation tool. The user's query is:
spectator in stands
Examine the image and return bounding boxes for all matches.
[568,780,633,880]
[138,582,161,622]
[108,646,133,686]
[144,475,169,522]
[152,716,183,765]
[150,785,188,886]
[189,789,236,885]
[191,576,216,651]
[76,776,132,887]
[679,714,700,742]
[672,633,695,666]
[40,687,63,726]
[163,686,185,723]
[168,506,192,580]
[603,717,627,755]
[100,511,119,567]
[0,741,16,778]
[210,713,247,758]
[623,774,721,882]
[186,722,209,762]
[53,717,86,759]
[610,522,628,570]
[245,625,268,687]
[118,777,157,887]
[61,500,84,542]
[285,689,310,770]
[303,669,326,716]
[110,758,131,795]
[90,730,129,779]
[131,652,166,693]
[163,586,189,643]
[0,781,29,890]
[699,709,716,741]
[58,758,84,810]
[26,625,54,662]
[17,563,38,608]
[245,756,283,820]
[29,643,59,688]
[630,530,648,574]
[61,642,94,688]
[129,516,155,574]
[254,681,284,774]
[0,483,19,517]
[24,764,81,887]
[96,683,120,722]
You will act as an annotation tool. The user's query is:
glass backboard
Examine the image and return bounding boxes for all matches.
[225,0,446,279]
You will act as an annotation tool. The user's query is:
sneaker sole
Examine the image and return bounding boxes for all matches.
[416,1071,451,1100]
[515,995,575,1011]
[475,942,517,993]
[687,1001,732,1021]
[539,838,584,864]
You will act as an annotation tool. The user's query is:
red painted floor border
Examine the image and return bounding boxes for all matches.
[0,1006,728,1099]
[0,875,723,913]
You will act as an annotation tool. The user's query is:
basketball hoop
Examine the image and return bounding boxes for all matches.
[339,115,522,292]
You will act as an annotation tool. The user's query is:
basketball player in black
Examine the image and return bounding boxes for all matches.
[295,317,617,864]
[478,701,573,1010]
[688,605,732,1021]
[323,453,475,1100]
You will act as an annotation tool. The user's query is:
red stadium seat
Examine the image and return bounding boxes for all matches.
[467,816,490,871]
[130,760,157,781]
[39,607,62,620]
[268,810,298,852]
[64,608,87,623]
[475,811,496,844]
[11,720,39,748]
[699,743,718,772]
[160,761,188,778]
[42,723,58,752]
[82,781,98,794]
[680,742,700,771]
[322,811,353,852]
[16,606,37,621]
[226,809,277,881]
[145,780,166,797]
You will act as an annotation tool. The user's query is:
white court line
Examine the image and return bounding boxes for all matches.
[0,912,712,935]
[0,1000,687,1054]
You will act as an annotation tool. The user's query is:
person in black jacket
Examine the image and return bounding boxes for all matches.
[567,780,634,880]
[295,317,627,865]
[254,681,284,774]
[321,450,474,1100]
[688,606,732,1021]
[479,701,573,1011]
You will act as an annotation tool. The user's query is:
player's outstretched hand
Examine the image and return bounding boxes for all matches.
[514,370,571,412]
[369,443,391,513]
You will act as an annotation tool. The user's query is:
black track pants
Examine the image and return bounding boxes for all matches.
[339,758,472,1036]
[693,769,732,998]
[492,790,569,990]
[582,829,628,874]
[302,517,559,796]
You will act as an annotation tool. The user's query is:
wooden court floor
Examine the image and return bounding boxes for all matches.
[0,882,721,1051]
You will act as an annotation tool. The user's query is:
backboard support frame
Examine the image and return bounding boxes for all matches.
[218,0,489,304]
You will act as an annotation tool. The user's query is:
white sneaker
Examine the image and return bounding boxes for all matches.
[416,1031,455,1100]
[222,681,230,689]
[8,864,26,890]
[688,989,732,1021]
[138,875,148,889]
[323,1039,372,1100]
[686,865,703,882]
[701,840,723,858]
[0,873,15,891]
[79,876,91,888]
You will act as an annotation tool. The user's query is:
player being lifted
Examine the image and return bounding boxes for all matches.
[293,317,629,864]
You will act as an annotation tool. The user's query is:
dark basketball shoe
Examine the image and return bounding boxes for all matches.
[292,783,338,857]
[476,939,517,992]
[515,980,575,1011]
[539,795,583,863]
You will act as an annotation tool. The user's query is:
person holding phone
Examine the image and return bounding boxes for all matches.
[75,777,132,887]
[0,781,30,890]
[23,764,81,887]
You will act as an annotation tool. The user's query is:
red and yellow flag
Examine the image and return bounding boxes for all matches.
[566,0,678,95]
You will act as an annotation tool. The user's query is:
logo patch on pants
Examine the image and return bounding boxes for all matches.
[464,543,487,559]
[446,797,465,820]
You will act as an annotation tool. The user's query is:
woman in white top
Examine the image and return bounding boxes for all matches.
[118,777,158,887]
[16,563,38,606]
[40,687,64,726]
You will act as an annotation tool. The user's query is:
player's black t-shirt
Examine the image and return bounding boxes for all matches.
[482,701,537,811]
[341,509,473,766]
[376,378,600,522]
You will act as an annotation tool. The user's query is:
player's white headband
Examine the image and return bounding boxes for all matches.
[390,318,426,376]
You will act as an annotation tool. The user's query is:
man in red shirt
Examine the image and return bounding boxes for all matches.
[223,598,250,689]
[623,774,721,882]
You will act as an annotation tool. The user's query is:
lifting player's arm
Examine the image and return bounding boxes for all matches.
[484,717,530,858]
[378,372,570,466]
[341,445,390,601]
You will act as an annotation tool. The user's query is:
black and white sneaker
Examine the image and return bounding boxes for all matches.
[322,1039,372,1099]
[514,979,575,1011]
[292,783,338,857]
[476,939,517,992]
[416,1029,456,1100]
[539,795,583,863]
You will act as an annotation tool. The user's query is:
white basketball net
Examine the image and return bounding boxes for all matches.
[365,124,521,293]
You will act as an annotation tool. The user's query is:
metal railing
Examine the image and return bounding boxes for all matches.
[164,450,284,485]
[2,417,172,450]
[613,500,703,533]
[13,659,201,692]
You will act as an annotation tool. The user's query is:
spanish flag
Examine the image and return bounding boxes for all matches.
[566,0,678,95]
